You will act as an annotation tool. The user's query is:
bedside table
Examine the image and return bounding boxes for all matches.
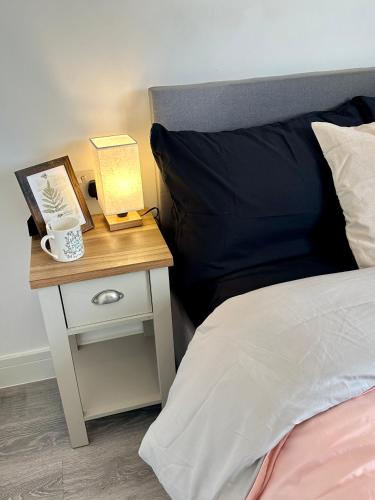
[29,213,175,448]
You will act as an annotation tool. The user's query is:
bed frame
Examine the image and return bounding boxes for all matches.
[148,67,375,361]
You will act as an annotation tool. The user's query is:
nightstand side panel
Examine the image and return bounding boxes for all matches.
[150,267,176,406]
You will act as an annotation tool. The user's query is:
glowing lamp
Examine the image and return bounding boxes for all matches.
[90,134,144,231]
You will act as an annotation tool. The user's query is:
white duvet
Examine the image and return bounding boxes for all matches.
[139,268,375,500]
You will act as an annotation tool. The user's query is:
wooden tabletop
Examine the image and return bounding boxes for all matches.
[29,213,173,289]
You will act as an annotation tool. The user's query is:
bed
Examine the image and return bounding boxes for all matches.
[140,68,375,499]
[149,67,375,362]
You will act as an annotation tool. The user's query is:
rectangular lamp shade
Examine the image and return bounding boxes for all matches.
[90,134,144,216]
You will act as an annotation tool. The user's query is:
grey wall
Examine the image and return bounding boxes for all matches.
[1,0,375,367]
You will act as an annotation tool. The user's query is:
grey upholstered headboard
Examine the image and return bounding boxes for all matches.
[149,67,375,229]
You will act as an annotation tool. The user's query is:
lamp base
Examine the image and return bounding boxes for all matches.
[104,211,143,231]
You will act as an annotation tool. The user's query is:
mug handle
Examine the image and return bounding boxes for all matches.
[41,235,58,260]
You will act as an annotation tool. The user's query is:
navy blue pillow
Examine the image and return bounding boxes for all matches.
[151,98,367,290]
[356,96,375,120]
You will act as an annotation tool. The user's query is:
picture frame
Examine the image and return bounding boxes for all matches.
[15,156,94,236]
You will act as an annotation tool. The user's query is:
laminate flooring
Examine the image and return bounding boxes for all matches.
[0,379,169,499]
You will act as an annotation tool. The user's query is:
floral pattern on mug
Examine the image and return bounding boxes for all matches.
[63,230,84,260]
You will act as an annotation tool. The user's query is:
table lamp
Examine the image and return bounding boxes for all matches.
[90,134,144,231]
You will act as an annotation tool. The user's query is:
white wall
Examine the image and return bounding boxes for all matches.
[1,0,375,380]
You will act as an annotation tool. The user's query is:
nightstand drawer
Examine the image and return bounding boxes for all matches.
[60,272,152,328]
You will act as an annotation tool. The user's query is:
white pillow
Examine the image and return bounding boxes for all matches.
[312,121,375,268]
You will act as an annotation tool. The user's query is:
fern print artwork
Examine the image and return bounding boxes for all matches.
[41,177,69,215]
[27,165,86,226]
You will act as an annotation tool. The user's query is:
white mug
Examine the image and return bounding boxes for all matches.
[41,216,85,262]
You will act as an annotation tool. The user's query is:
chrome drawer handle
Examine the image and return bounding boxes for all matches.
[91,289,124,305]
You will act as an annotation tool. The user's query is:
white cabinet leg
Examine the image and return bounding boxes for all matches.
[149,268,176,407]
[38,286,88,447]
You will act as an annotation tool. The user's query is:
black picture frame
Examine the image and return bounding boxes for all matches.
[15,156,94,236]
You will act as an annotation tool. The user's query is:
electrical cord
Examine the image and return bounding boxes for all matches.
[141,206,160,225]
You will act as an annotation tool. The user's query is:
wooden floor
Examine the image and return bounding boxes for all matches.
[0,379,169,499]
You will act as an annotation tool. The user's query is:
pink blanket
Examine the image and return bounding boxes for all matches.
[247,388,375,500]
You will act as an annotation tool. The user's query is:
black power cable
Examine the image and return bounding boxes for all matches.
[140,207,160,225]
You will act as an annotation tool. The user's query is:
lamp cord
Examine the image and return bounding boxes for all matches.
[140,206,160,225]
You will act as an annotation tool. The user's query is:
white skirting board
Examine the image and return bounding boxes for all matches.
[0,347,55,389]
